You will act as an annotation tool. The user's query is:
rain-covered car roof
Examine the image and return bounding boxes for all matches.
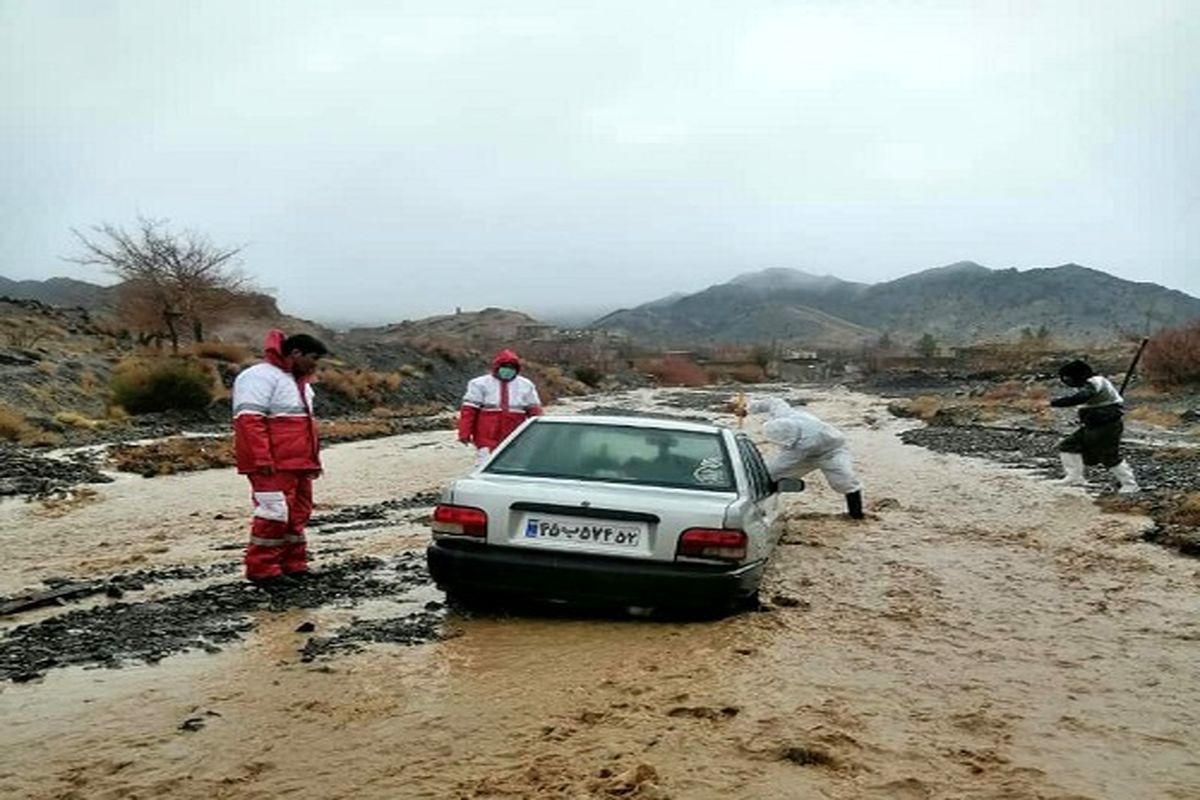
[533,415,728,435]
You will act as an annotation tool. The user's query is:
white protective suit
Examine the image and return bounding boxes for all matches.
[749,397,862,494]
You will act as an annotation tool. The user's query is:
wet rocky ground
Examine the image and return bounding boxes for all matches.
[0,444,112,499]
[307,489,442,535]
[0,554,442,683]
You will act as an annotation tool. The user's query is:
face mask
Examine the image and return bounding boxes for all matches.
[497,366,518,381]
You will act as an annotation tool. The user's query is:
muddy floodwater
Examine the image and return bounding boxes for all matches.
[1,388,1198,799]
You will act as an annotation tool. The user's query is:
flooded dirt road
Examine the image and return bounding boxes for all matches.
[2,388,1198,799]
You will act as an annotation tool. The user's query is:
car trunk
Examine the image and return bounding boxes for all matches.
[450,473,736,562]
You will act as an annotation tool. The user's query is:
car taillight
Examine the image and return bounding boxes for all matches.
[432,504,488,537]
[676,528,748,562]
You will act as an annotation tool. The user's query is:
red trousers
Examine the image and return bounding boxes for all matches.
[245,471,314,580]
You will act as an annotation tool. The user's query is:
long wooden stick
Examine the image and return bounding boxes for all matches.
[1119,338,1150,395]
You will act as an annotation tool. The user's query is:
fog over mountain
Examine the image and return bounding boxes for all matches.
[1,1,1197,321]
[595,262,1200,347]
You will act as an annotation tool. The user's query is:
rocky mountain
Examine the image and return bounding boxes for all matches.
[342,307,543,350]
[0,276,115,309]
[594,262,1200,347]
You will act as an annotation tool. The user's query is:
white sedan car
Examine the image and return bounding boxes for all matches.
[426,415,800,612]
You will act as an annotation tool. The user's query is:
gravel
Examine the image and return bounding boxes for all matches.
[0,444,113,499]
[307,489,442,535]
[0,554,441,682]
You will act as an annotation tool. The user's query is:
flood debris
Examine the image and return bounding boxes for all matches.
[779,745,838,768]
[0,554,439,682]
[666,705,740,721]
[0,581,106,616]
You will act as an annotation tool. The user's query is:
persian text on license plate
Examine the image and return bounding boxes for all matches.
[523,517,642,547]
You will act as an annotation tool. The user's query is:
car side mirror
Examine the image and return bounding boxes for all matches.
[775,477,805,493]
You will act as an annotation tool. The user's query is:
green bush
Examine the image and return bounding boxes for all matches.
[110,358,215,414]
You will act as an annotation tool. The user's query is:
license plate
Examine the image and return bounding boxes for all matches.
[523,516,643,548]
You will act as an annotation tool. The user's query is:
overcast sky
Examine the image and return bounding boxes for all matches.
[2,0,1198,325]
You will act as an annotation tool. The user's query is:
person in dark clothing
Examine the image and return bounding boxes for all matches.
[1050,359,1139,493]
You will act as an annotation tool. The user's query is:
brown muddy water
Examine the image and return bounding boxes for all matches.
[1,388,1198,799]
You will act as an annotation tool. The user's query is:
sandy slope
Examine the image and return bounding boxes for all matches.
[1,388,1197,799]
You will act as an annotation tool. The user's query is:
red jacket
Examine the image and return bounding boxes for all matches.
[232,329,321,474]
[457,349,543,450]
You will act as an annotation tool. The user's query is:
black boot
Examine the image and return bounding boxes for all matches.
[845,491,864,519]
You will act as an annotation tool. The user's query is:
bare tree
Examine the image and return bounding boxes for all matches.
[68,218,247,351]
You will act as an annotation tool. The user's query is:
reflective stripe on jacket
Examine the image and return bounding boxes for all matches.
[457,373,543,449]
[232,330,321,473]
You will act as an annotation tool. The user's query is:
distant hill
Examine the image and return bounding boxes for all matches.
[0,275,115,309]
[348,307,542,347]
[594,262,1200,347]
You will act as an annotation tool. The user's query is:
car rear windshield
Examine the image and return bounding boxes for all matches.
[486,422,735,491]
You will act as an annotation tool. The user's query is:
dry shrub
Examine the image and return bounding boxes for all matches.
[319,367,403,405]
[977,382,1049,418]
[1094,494,1155,517]
[110,436,235,476]
[981,380,1023,401]
[1143,321,1200,388]
[369,402,444,419]
[110,357,215,414]
[729,365,766,383]
[322,419,393,442]
[906,395,942,421]
[36,361,58,376]
[1162,492,1200,527]
[0,404,33,442]
[399,363,425,378]
[23,430,63,448]
[190,341,254,363]
[408,336,471,365]
[1127,406,1182,428]
[106,405,131,422]
[54,411,104,429]
[523,364,589,404]
[961,343,1043,374]
[641,357,712,387]
[1152,447,1199,463]
[1125,384,1166,400]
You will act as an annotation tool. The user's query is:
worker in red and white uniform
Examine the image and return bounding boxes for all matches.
[458,349,543,464]
[232,330,328,588]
